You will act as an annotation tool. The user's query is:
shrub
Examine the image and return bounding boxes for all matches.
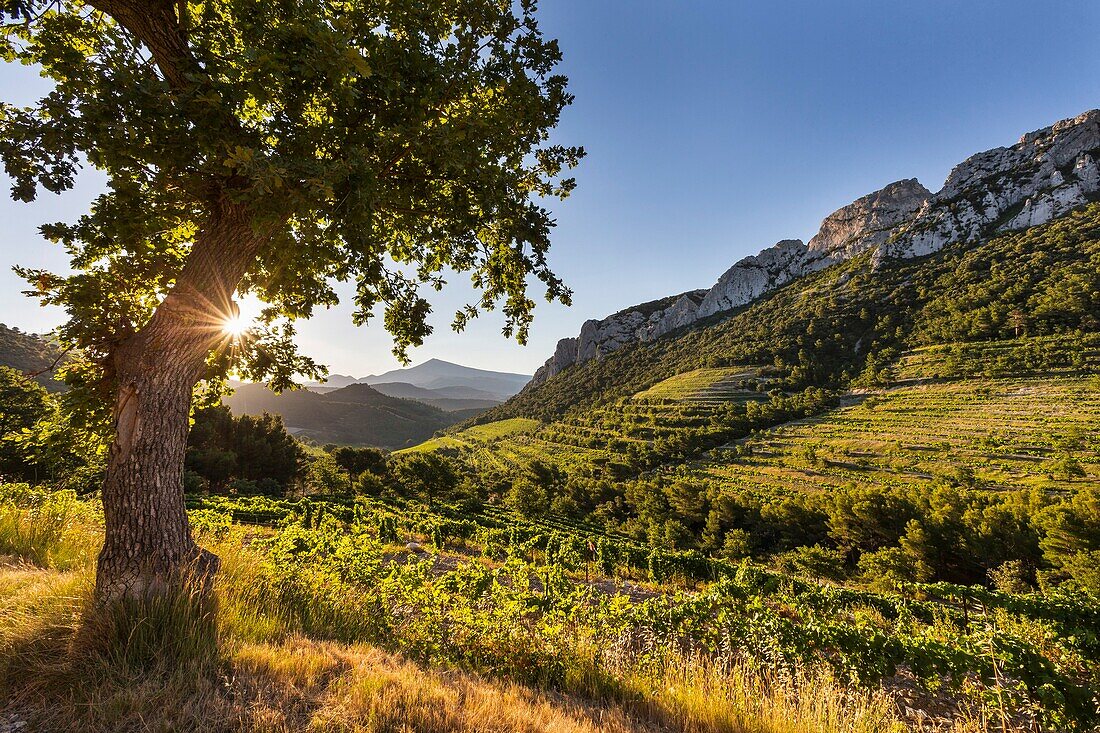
[857,546,926,591]
[772,544,847,581]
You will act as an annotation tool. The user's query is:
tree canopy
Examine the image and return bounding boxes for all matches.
[1,0,582,389]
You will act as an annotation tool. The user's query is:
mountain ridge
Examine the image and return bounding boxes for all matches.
[529,108,1100,386]
[223,381,466,448]
[368,381,503,412]
[308,358,530,400]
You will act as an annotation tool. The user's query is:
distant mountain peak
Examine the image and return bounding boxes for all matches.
[313,373,359,388]
[308,358,530,401]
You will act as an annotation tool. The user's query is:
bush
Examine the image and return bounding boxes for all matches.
[772,544,847,581]
[1051,550,1100,595]
[353,471,386,496]
[506,478,548,518]
[305,454,353,495]
[857,546,926,591]
[988,559,1033,594]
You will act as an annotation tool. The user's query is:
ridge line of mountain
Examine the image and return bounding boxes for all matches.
[308,358,531,399]
[528,108,1100,388]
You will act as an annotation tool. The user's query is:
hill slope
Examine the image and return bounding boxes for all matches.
[473,203,1100,424]
[417,203,1100,593]
[224,382,461,448]
[528,108,1100,386]
[0,324,66,391]
[369,381,503,411]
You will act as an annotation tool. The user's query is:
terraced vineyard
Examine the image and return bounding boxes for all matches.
[422,337,1100,498]
[632,365,770,403]
[414,376,827,482]
[894,336,1099,381]
[398,417,541,454]
[679,337,1100,497]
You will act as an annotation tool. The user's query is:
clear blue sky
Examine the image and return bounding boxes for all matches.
[2,0,1099,377]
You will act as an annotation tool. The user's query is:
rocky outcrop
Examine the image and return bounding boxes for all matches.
[881,109,1100,262]
[527,109,1100,388]
[531,290,708,383]
[695,179,933,319]
[806,178,931,259]
[531,175,930,384]
[695,239,811,318]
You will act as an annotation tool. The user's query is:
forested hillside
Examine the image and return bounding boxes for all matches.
[477,203,1100,422]
[224,382,463,448]
[0,324,66,390]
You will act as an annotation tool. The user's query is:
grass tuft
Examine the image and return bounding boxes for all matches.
[0,484,100,569]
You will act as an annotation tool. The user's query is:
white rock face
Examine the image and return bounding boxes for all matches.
[531,290,708,383]
[531,176,927,384]
[806,178,931,259]
[696,179,931,319]
[880,109,1100,263]
[696,239,810,318]
[527,109,1100,388]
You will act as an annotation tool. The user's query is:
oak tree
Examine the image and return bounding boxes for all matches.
[0,0,580,602]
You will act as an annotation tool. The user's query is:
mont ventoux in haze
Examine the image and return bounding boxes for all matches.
[225,358,533,447]
[1,2,1100,732]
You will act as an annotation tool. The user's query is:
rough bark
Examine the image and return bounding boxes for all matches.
[95,198,266,603]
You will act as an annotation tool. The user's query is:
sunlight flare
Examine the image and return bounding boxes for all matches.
[222,313,247,338]
[218,294,263,341]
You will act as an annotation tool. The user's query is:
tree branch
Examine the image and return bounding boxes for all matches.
[85,0,195,90]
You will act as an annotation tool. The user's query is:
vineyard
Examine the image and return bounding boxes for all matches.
[398,372,828,483]
[173,489,1100,729]
[398,417,542,455]
[287,332,1100,730]
[414,335,1098,499]
[632,366,771,402]
[685,340,1100,499]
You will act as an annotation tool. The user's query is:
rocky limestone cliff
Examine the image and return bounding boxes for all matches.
[806,178,931,259]
[695,239,811,318]
[880,109,1100,262]
[528,109,1100,388]
[695,179,932,320]
[530,289,707,384]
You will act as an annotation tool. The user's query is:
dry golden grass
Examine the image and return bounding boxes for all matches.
[0,514,919,733]
[0,557,88,679]
[0,552,913,733]
[0,488,101,570]
[238,638,659,733]
[625,657,904,733]
[4,625,659,732]
[0,548,655,733]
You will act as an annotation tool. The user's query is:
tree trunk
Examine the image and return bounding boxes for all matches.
[95,341,218,602]
[95,198,267,604]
